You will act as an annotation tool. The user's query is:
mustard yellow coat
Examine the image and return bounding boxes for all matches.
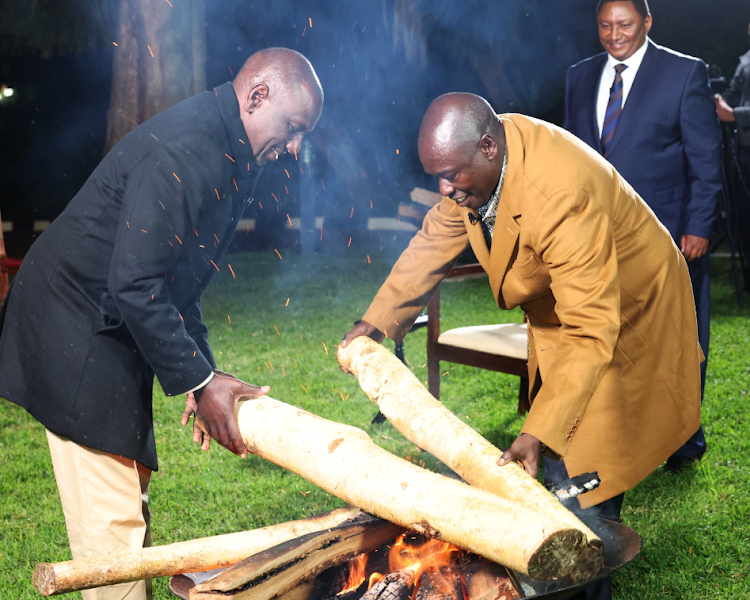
[362,114,702,507]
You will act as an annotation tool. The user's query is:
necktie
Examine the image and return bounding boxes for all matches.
[601,63,627,158]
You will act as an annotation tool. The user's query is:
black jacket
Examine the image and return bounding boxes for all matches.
[0,82,260,470]
[724,49,750,148]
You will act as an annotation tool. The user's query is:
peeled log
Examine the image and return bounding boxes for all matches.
[235,397,601,582]
[336,337,602,551]
[32,507,359,596]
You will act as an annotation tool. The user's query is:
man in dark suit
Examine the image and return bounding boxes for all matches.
[0,47,323,600]
[564,0,723,475]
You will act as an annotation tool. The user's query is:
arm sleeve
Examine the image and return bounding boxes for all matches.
[362,198,469,342]
[520,190,621,457]
[183,298,216,369]
[680,60,724,240]
[563,66,574,132]
[724,62,750,143]
[108,139,224,396]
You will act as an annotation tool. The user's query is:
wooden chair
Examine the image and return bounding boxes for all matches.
[0,208,22,303]
[426,263,530,414]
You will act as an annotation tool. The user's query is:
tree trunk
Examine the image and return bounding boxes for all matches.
[32,507,359,596]
[104,0,206,153]
[233,396,602,583]
[336,337,602,551]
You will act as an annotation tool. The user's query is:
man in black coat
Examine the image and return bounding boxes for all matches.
[716,21,750,290]
[0,47,323,599]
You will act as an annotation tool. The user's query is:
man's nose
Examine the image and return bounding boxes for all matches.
[286,135,304,157]
[439,179,454,198]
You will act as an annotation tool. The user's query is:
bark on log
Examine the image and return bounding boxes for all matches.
[189,514,402,600]
[336,337,602,550]
[33,507,359,596]
[234,397,602,582]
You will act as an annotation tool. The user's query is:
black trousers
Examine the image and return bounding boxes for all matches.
[544,458,625,600]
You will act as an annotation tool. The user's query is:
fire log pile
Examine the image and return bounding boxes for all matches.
[33,336,604,598]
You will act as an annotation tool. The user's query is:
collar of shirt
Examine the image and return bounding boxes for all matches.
[476,143,508,241]
[215,81,262,182]
[596,37,650,135]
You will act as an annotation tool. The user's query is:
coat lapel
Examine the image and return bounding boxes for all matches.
[586,54,608,148]
[460,207,490,268]
[605,41,660,157]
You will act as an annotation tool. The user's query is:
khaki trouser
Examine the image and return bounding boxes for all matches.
[46,429,153,600]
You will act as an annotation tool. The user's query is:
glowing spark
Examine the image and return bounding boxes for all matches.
[215,188,220,200]
[450,203,457,212]
[348,237,352,248]
[322,341,328,355]
[168,241,173,247]
[112,42,118,46]
[179,313,184,321]
[350,207,354,218]
[292,358,298,366]
[367,255,371,264]
[333,388,345,401]
[227,315,232,324]
[293,148,298,161]
[274,248,283,259]
[233,178,238,191]
[286,298,290,306]
[302,25,307,36]
[284,169,290,178]
[126,221,130,228]
[225,153,235,162]
[300,384,308,393]
[193,228,199,237]
[284,185,289,194]
[309,17,313,27]
[282,365,286,376]
[370,200,373,209]
[300,490,310,496]
[269,361,274,370]
[213,233,220,244]
[287,213,293,227]
[173,173,181,182]
[274,325,280,335]
[442,371,450,376]
[148,45,154,58]
[164,0,173,6]
[239,138,245,144]
[228,264,236,278]
[258,202,263,209]
[228,65,233,75]
[271,192,279,203]
[210,260,220,271]
[141,229,148,233]
[174,234,182,244]
[396,148,400,154]
[320,179,326,190]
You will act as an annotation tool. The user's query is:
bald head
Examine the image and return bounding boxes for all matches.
[232,48,324,165]
[233,48,323,111]
[418,93,501,164]
[418,93,505,211]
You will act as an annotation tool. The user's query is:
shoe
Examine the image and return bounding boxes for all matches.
[664,456,699,473]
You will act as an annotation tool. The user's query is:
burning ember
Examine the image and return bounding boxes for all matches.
[332,534,479,600]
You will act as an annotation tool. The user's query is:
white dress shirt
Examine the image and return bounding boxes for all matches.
[596,38,650,136]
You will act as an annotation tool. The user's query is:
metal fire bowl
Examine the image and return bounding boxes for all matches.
[169,515,642,600]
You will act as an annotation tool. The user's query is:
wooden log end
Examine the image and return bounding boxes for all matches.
[33,563,57,597]
[526,529,604,583]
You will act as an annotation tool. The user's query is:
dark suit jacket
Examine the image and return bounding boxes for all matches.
[564,40,723,242]
[0,82,261,470]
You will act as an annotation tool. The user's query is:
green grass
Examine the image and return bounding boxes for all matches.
[1,251,748,599]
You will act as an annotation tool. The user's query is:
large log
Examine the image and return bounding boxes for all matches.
[234,396,602,582]
[33,507,359,596]
[336,337,602,549]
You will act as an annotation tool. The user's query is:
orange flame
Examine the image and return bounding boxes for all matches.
[339,553,368,594]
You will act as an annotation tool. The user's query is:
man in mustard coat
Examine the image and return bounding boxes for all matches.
[342,92,701,516]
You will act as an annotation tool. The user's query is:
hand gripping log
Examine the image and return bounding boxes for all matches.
[336,337,603,566]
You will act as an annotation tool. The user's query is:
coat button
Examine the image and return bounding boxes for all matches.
[566,434,573,441]
[574,419,580,425]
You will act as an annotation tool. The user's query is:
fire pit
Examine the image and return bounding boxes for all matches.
[168,513,641,600]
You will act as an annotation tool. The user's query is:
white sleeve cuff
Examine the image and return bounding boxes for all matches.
[186,371,214,394]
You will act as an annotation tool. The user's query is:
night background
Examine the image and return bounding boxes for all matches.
[1,0,749,257]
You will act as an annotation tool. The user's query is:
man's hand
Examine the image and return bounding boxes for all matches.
[181,392,211,451]
[680,234,710,262]
[192,372,270,458]
[716,96,736,123]
[339,320,385,372]
[497,433,542,478]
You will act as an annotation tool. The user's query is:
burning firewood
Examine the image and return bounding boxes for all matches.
[361,569,416,600]
[32,507,359,596]
[231,396,602,582]
[414,570,463,600]
[336,337,602,552]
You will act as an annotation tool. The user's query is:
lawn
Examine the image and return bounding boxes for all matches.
[0,249,748,599]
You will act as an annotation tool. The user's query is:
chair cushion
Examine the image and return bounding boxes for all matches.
[437,323,528,359]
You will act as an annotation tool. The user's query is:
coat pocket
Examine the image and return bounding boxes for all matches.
[616,293,648,365]
[513,254,540,277]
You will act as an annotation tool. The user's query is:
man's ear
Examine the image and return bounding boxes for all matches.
[245,82,269,114]
[480,133,499,161]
